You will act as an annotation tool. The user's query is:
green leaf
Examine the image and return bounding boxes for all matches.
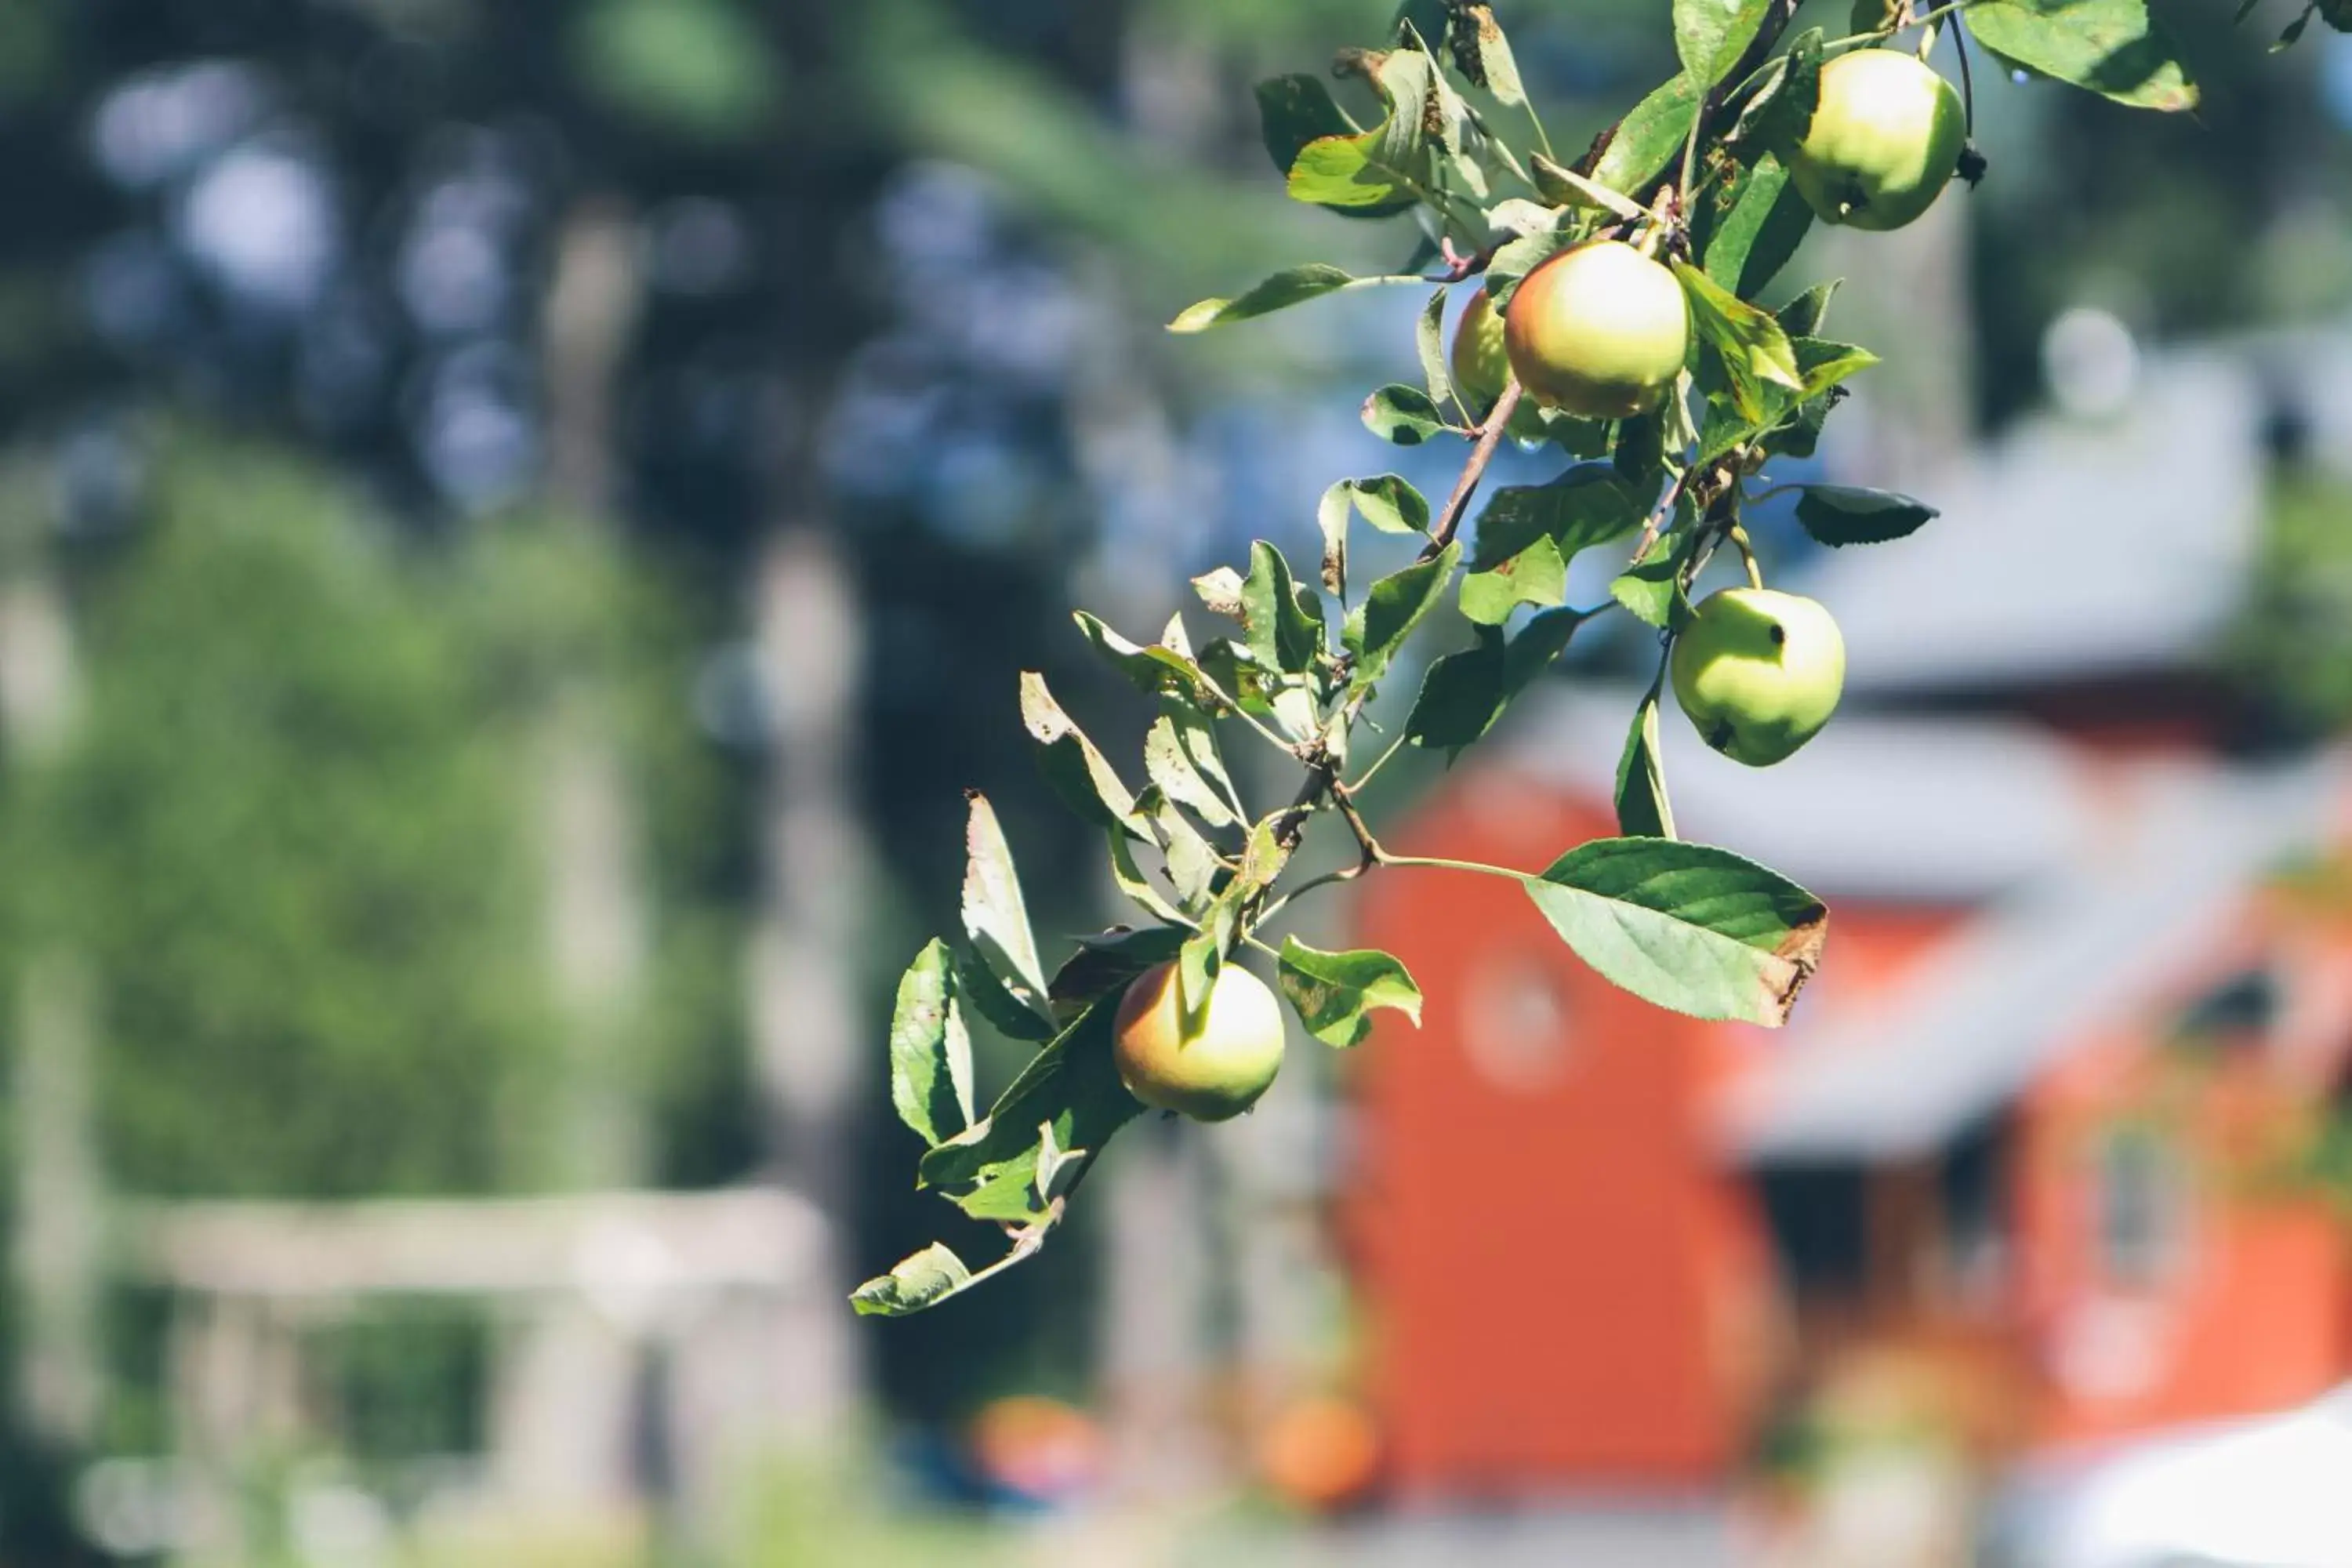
[1965,0,2200,112]
[954,944,1056,1043]
[960,793,1055,1031]
[889,940,978,1147]
[1345,543,1461,690]
[1177,924,1224,1039]
[1523,838,1828,1026]
[1794,338,1879,397]
[1614,409,1667,493]
[1277,936,1425,1047]
[1700,156,1813,299]
[1528,153,1646,219]
[1363,383,1454,445]
[1072,610,1211,702]
[1676,0,1776,89]
[1461,535,1566,625]
[1048,924,1187,1017]
[1592,73,1702,196]
[1791,485,1940,546]
[1613,682,1677,840]
[1404,606,1589,755]
[1145,694,1243,827]
[1034,1121,1087,1204]
[1255,74,1359,175]
[1243,541,1326,675]
[1405,626,1508,753]
[1675,262,1802,423]
[1504,604,1590,691]
[851,1242,975,1317]
[1725,29,1824,159]
[1141,789,1221,915]
[1286,48,1443,211]
[1108,824,1188,926]
[1019,672,1143,839]
[1169,265,1424,332]
[919,1001,1146,1221]
[1611,557,1687,629]
[1469,464,1644,572]
[1777,279,1841,338]
[1485,224,1577,310]
[1343,474,1432,536]
[1417,287,1455,414]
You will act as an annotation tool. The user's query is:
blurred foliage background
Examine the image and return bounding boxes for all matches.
[0,0,2344,1561]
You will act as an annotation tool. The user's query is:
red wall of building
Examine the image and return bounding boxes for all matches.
[1342,773,1772,1494]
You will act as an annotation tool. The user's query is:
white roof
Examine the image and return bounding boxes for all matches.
[1483,690,2351,1165]
[1993,1385,2352,1568]
[1495,686,2098,901]
[1720,752,2349,1163]
[1806,349,2264,693]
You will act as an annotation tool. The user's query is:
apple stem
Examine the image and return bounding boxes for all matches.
[1730,523,1765,590]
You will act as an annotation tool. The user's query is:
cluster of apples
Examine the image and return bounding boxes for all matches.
[1111,51,1965,1123]
[1459,48,1960,767]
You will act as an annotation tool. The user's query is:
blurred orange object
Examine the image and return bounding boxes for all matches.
[967,1395,1104,1505]
[1255,1394,1381,1511]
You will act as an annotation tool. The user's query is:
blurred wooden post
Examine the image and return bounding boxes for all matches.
[743,523,866,1435]
[0,559,106,1451]
[488,196,653,1507]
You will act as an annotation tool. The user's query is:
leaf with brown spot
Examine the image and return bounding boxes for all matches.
[1522,837,1828,1026]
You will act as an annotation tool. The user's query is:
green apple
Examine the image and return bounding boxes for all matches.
[1670,587,1846,767]
[1112,960,1284,1122]
[1503,240,1690,421]
[1788,49,1965,232]
[1450,288,1511,415]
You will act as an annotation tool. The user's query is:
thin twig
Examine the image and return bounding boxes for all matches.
[1329,781,1388,869]
[1425,378,1525,558]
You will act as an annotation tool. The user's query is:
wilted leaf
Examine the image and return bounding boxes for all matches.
[1286,48,1443,211]
[1255,74,1359,173]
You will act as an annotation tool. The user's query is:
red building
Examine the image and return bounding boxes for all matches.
[1342,689,2352,1498]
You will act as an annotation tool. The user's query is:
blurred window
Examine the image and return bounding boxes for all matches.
[1759,1163,1867,1301]
[2096,1127,2185,1289]
[1459,954,1575,1094]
